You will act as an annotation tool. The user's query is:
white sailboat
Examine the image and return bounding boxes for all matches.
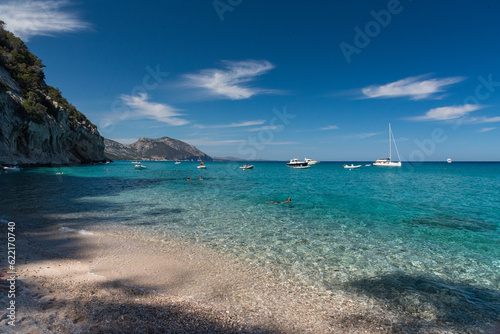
[373,123,402,167]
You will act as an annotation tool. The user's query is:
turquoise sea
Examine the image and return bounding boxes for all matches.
[1,161,499,329]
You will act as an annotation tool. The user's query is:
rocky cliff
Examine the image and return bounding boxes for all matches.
[104,137,212,161]
[0,22,105,166]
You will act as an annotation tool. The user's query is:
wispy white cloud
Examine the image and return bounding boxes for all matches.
[357,132,381,139]
[109,138,138,145]
[193,120,265,129]
[120,93,189,126]
[181,139,245,146]
[248,125,283,132]
[265,142,298,145]
[181,139,296,146]
[409,104,483,121]
[183,60,281,100]
[479,127,496,132]
[0,0,91,40]
[341,132,382,139]
[362,75,464,100]
[320,125,339,130]
[471,116,500,123]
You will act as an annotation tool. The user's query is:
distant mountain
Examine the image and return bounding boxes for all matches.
[104,137,212,161]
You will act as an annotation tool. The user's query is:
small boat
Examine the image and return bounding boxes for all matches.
[134,164,146,170]
[365,164,371,166]
[344,164,361,169]
[287,158,308,167]
[175,161,181,164]
[305,158,319,165]
[56,172,63,175]
[373,123,402,167]
[294,165,310,169]
[131,161,139,164]
[197,161,206,169]
[2,166,21,171]
[447,158,452,163]
[240,164,254,169]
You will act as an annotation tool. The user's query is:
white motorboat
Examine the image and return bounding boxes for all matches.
[294,165,310,169]
[2,166,21,171]
[344,164,361,169]
[197,162,206,169]
[447,158,452,163]
[373,123,402,167]
[175,161,181,164]
[240,164,254,169]
[305,158,319,165]
[365,164,371,166]
[134,164,146,170]
[287,158,308,167]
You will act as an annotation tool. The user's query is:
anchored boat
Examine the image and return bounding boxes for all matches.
[287,158,308,167]
[373,123,402,167]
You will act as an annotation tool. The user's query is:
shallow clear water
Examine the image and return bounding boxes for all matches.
[1,161,499,324]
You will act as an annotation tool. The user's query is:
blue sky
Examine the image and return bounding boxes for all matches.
[1,0,500,161]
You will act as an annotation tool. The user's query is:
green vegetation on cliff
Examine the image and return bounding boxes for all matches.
[0,21,94,129]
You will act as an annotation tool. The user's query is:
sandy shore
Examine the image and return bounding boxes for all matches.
[0,221,496,333]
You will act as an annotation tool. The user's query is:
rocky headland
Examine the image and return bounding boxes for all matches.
[0,22,105,166]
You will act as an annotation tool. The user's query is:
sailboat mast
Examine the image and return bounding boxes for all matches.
[389,123,392,161]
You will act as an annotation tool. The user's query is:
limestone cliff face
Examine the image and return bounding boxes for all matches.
[0,66,105,166]
[104,137,212,161]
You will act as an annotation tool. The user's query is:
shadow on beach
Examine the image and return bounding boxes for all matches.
[341,272,500,333]
[65,280,284,334]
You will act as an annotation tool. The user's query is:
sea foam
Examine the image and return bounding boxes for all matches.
[59,226,94,235]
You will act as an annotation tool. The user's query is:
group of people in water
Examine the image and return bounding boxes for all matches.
[186,177,203,181]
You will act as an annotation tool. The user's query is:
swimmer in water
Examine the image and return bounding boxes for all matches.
[267,197,291,204]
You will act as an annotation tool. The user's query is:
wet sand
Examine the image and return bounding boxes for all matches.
[0,222,496,333]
